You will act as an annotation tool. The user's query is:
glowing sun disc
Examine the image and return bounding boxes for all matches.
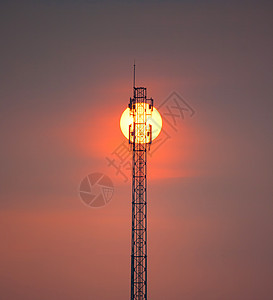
[120,104,162,141]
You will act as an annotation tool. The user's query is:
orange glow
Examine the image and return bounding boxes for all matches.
[120,103,162,142]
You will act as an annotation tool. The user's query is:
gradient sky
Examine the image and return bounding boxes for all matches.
[0,1,272,299]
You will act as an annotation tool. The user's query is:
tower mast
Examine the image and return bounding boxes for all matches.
[129,64,153,300]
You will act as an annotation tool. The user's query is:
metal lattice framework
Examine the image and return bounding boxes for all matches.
[129,86,153,300]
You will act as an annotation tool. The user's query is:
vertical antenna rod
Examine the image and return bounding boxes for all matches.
[133,60,136,90]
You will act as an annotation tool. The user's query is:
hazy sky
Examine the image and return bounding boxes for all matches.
[0,1,272,299]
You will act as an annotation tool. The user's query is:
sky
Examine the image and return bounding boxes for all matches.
[0,0,272,299]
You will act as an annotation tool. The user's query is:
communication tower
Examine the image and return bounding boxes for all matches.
[128,64,153,300]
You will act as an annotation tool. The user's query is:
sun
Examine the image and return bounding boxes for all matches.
[120,103,162,142]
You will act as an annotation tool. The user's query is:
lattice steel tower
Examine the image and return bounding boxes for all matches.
[128,64,153,300]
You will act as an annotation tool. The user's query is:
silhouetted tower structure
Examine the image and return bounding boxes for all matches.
[128,64,153,300]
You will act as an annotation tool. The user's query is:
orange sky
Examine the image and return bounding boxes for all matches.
[0,1,272,300]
